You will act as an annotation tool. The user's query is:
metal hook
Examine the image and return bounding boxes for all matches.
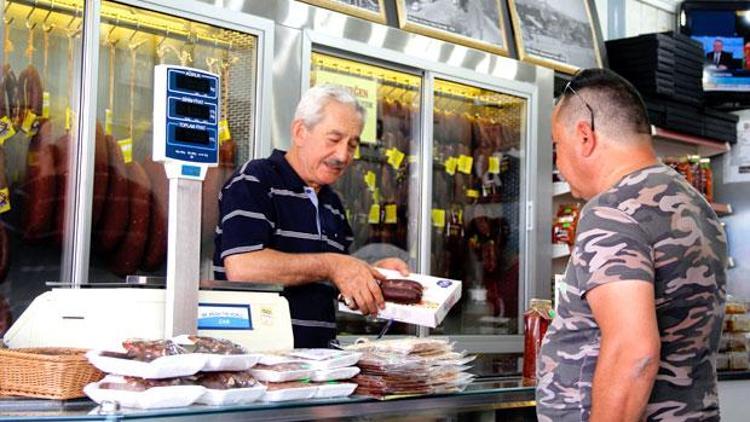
[25,0,38,31]
[3,0,14,25]
[156,26,169,49]
[42,3,55,32]
[106,18,119,45]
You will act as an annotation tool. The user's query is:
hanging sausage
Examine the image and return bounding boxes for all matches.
[140,157,167,272]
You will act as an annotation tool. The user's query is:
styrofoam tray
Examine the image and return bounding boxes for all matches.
[86,350,207,379]
[83,381,206,409]
[249,367,314,383]
[199,353,261,372]
[287,350,362,370]
[196,384,267,406]
[261,385,317,402]
[313,382,357,399]
[311,366,360,382]
[257,353,302,366]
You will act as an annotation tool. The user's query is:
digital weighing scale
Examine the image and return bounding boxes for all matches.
[5,66,293,352]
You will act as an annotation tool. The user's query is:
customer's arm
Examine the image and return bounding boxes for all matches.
[588,280,660,422]
[224,250,386,315]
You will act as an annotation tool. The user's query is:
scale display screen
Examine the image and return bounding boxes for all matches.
[175,100,211,121]
[174,126,211,145]
[175,73,212,95]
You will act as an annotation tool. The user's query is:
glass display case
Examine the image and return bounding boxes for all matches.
[309,52,422,336]
[87,1,259,282]
[0,0,85,336]
[429,79,526,336]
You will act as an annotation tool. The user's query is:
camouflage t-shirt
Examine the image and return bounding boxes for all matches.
[537,164,727,422]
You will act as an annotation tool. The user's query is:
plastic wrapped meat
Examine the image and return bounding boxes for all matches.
[380,278,423,305]
[186,336,246,355]
[122,339,186,362]
[195,371,256,390]
[99,376,193,391]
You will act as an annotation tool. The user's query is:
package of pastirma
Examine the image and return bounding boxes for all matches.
[86,350,207,379]
[312,382,358,399]
[172,335,261,372]
[338,269,462,328]
[311,366,360,382]
[260,381,317,402]
[83,375,205,409]
[250,362,314,383]
[194,372,266,406]
[284,349,362,370]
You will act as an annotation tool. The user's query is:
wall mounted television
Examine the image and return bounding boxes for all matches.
[679,0,750,106]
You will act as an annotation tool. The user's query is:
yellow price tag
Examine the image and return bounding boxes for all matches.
[353,145,361,160]
[444,157,457,176]
[118,138,133,164]
[432,209,446,228]
[368,204,381,224]
[467,189,480,198]
[219,119,231,144]
[385,204,397,224]
[105,108,113,136]
[488,156,500,174]
[0,116,16,145]
[0,187,10,214]
[65,107,72,131]
[458,155,473,174]
[21,110,38,134]
[42,92,50,119]
[364,170,377,191]
[387,148,405,170]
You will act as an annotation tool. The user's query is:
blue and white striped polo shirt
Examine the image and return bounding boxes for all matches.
[213,149,353,348]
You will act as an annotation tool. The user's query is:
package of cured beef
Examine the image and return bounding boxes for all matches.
[194,371,266,406]
[250,362,314,383]
[173,335,261,372]
[86,350,207,379]
[346,337,452,356]
[83,375,205,409]
[310,366,360,382]
[284,349,362,370]
[312,382,358,399]
[260,381,318,402]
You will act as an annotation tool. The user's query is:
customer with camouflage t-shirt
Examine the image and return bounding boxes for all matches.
[538,69,727,422]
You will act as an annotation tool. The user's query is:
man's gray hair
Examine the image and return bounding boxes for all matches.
[294,84,366,129]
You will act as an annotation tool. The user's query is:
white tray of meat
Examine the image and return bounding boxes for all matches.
[196,385,267,406]
[83,377,205,409]
[312,382,358,399]
[86,350,207,379]
[286,349,362,370]
[261,381,317,402]
[199,353,261,372]
[311,366,360,382]
[250,363,313,383]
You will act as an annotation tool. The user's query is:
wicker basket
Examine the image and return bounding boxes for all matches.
[0,347,104,400]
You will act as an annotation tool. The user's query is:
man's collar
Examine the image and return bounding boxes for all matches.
[269,149,332,195]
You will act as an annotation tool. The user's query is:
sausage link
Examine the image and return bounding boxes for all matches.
[0,65,17,121]
[16,65,43,125]
[51,133,70,246]
[95,135,129,253]
[22,119,56,242]
[141,158,167,271]
[109,161,151,277]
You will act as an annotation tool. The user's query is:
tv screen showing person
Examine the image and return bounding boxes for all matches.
[706,38,734,69]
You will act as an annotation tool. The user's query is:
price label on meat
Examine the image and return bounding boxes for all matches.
[218,119,231,144]
[488,156,501,174]
[314,70,377,144]
[364,170,377,191]
[118,138,133,163]
[21,111,38,134]
[0,188,10,214]
[197,303,253,330]
[385,204,398,224]
[105,108,113,136]
[0,116,15,145]
[368,204,381,224]
[432,208,446,228]
[444,157,457,175]
[42,92,51,119]
[457,155,473,175]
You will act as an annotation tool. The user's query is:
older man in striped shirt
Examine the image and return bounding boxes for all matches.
[213,85,409,348]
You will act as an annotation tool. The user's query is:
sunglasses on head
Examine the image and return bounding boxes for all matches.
[555,77,595,132]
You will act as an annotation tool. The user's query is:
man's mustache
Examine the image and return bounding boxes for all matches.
[325,159,347,169]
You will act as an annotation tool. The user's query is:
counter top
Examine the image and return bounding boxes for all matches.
[0,378,535,421]
[718,370,750,382]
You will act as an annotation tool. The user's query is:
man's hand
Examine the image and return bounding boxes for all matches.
[373,257,410,276]
[326,254,386,316]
